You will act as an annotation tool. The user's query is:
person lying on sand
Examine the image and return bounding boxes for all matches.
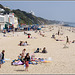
[72,40,75,43]
[21,41,28,46]
[41,34,45,37]
[55,39,64,41]
[40,32,46,37]
[18,41,29,46]
[24,31,27,35]
[31,37,37,39]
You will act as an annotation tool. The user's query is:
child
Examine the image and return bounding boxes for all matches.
[24,59,29,71]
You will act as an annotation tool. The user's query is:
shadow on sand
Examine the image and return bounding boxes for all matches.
[15,70,25,72]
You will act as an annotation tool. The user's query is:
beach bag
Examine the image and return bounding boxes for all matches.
[24,64,26,69]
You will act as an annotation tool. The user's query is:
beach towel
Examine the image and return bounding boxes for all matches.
[18,61,23,65]
[13,61,23,65]
[4,58,10,61]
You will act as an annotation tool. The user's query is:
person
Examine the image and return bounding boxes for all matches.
[24,59,29,71]
[72,40,75,43]
[18,54,22,61]
[28,35,30,38]
[19,41,23,46]
[3,30,6,37]
[42,47,47,53]
[24,53,30,62]
[58,30,60,35]
[22,49,26,57]
[34,48,40,53]
[0,53,2,68]
[13,54,22,63]
[3,30,6,34]
[24,31,27,35]
[0,50,5,68]
[22,41,28,46]
[66,36,70,44]
[51,34,55,39]
[24,53,30,71]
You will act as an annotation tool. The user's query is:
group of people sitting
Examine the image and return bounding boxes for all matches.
[34,47,47,53]
[11,48,48,71]
[18,41,28,46]
[11,49,30,71]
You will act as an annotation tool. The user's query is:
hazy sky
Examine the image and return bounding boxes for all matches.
[0,1,75,22]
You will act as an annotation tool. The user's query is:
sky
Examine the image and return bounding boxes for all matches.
[0,1,75,23]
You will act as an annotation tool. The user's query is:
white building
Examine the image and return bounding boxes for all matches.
[0,15,5,30]
[0,13,18,30]
[9,13,14,25]
[14,17,18,28]
[29,10,35,15]
[0,8,5,12]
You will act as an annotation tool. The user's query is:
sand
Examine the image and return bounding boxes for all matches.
[0,24,75,74]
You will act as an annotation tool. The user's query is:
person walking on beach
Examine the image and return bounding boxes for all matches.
[66,36,70,44]
[0,50,5,68]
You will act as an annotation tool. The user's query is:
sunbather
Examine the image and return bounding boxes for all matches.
[42,47,47,53]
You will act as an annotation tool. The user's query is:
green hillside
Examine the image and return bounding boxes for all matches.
[0,4,60,25]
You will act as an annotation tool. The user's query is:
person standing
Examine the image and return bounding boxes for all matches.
[58,30,60,35]
[0,50,5,68]
[22,49,26,57]
[24,53,30,71]
[66,36,70,44]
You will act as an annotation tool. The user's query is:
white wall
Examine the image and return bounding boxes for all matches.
[14,17,18,28]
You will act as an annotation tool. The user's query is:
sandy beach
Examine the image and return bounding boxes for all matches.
[0,24,75,74]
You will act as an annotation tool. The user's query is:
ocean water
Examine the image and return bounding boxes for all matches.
[68,23,75,27]
[63,23,75,27]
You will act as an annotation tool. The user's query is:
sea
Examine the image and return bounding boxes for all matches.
[63,23,75,27]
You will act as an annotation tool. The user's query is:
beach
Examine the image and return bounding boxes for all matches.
[0,24,75,74]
